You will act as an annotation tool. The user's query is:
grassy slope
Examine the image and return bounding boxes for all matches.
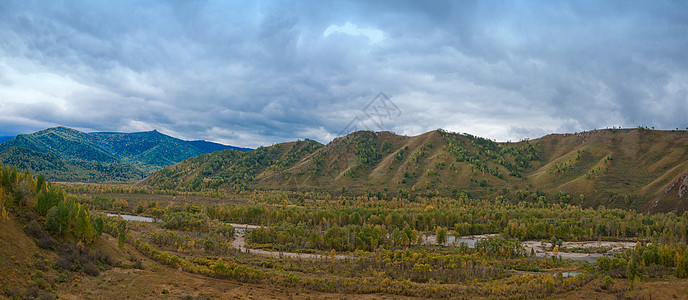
[0,210,399,299]
[143,128,688,212]
[531,129,688,212]
[143,139,324,191]
[145,129,538,195]
[0,213,43,295]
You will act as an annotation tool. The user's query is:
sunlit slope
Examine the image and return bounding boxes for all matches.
[143,128,688,212]
[142,129,539,195]
[530,129,688,211]
[142,139,324,191]
[255,130,539,196]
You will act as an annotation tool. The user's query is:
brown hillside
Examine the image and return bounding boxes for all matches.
[141,128,688,213]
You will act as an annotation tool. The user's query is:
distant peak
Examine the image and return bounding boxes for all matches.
[146,129,164,136]
[41,126,82,134]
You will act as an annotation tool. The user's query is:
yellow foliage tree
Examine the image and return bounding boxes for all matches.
[0,188,8,221]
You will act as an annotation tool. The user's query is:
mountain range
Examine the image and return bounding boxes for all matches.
[2,126,687,212]
[141,128,688,213]
[0,126,250,182]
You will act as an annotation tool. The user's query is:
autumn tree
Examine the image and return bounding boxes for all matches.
[436,227,447,245]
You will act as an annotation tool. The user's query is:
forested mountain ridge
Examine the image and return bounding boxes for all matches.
[0,147,146,182]
[88,130,207,173]
[142,128,688,213]
[0,127,117,163]
[0,127,248,182]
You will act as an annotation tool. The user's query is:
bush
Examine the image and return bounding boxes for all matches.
[24,219,46,239]
[55,243,110,276]
[24,218,58,250]
[55,256,73,271]
[133,259,144,270]
[83,263,99,276]
[232,265,265,283]
[212,259,230,277]
[596,256,611,272]
[89,248,114,266]
[39,293,55,300]
[37,236,58,250]
[601,275,613,290]
[56,245,79,271]
[163,211,210,232]
[24,284,39,299]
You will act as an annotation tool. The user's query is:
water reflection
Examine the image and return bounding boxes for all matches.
[106,213,155,223]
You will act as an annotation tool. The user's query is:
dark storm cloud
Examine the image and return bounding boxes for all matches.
[1,0,687,147]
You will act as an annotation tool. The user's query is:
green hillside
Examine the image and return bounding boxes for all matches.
[141,128,688,213]
[0,127,116,163]
[89,130,206,173]
[0,127,246,182]
[0,147,145,182]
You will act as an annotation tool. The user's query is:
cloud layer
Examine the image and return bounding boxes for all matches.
[1,0,687,147]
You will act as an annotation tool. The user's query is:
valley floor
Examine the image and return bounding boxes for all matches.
[59,234,409,300]
[5,179,688,299]
[47,233,688,300]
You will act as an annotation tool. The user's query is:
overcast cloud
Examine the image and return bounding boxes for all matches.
[1,0,687,147]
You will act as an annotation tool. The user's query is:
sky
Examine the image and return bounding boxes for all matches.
[1,0,687,148]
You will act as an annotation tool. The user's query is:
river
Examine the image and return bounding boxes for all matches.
[106,213,632,264]
[105,213,155,222]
